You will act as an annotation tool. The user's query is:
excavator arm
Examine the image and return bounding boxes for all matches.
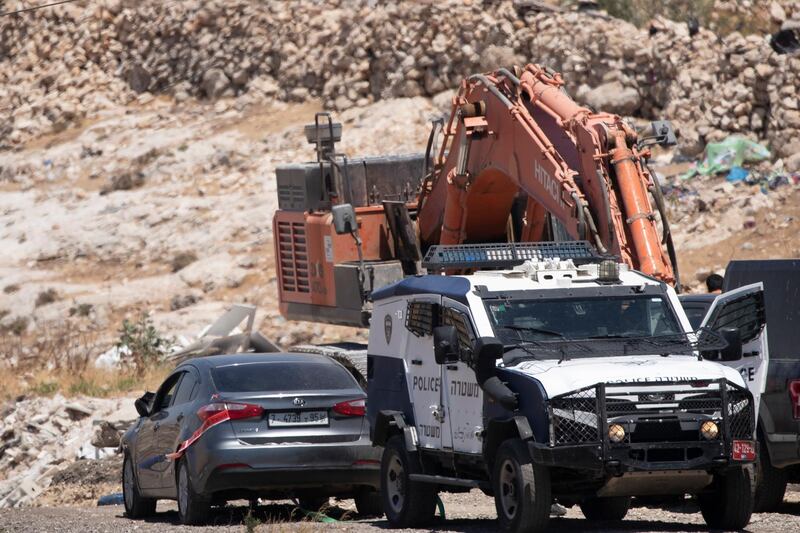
[417,64,676,284]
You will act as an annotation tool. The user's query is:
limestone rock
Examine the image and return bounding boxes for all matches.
[583,81,641,116]
[201,68,231,99]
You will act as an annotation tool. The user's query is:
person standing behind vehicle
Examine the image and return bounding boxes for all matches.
[706,273,723,294]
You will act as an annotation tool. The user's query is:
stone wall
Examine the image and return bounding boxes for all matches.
[1,0,798,157]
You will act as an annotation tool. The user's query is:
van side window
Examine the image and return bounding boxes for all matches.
[406,301,437,337]
[442,307,475,355]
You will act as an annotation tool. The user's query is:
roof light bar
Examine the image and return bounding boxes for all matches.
[422,241,600,271]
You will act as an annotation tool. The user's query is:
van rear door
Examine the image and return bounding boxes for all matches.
[701,283,768,415]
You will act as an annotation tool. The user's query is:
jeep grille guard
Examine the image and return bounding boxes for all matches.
[547,378,755,458]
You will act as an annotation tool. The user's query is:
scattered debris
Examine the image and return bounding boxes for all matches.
[91,421,122,449]
[65,403,93,420]
[93,345,130,370]
[0,396,135,508]
[727,166,749,182]
[50,456,121,487]
[168,304,280,363]
[97,493,124,506]
[683,136,771,179]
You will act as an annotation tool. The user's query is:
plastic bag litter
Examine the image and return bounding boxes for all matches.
[682,136,770,179]
[726,166,749,182]
[97,493,124,506]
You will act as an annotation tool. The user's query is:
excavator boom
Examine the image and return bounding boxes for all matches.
[418,64,675,284]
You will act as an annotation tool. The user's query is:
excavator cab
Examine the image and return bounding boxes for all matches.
[273,115,423,327]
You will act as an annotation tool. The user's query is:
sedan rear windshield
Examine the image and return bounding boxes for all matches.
[211,362,357,393]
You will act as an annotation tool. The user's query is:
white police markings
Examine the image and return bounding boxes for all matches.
[450,379,480,398]
[413,375,440,392]
[739,366,756,382]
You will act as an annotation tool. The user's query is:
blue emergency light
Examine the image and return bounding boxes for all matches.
[422,241,600,271]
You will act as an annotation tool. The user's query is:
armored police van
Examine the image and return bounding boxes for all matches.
[366,242,766,532]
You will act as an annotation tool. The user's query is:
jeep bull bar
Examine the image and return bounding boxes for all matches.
[528,378,756,473]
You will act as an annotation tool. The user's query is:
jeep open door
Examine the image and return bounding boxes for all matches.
[700,283,768,415]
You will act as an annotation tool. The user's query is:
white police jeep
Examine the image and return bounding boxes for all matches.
[367,243,766,532]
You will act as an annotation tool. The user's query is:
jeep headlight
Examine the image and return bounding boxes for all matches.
[608,423,626,443]
[700,420,719,440]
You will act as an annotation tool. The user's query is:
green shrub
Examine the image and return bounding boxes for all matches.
[31,381,59,395]
[117,314,174,375]
[35,288,59,307]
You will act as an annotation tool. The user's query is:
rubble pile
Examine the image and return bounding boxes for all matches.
[657,17,800,159]
[668,172,784,246]
[1,0,798,159]
[0,395,135,508]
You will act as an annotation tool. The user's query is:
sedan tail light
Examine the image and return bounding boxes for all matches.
[197,402,264,422]
[332,398,366,417]
[789,380,800,419]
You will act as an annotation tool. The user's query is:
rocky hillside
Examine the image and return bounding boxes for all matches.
[1,0,799,159]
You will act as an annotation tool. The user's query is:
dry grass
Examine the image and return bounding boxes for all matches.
[0,361,171,401]
[0,317,172,401]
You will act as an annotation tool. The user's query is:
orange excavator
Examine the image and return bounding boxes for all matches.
[273,63,680,327]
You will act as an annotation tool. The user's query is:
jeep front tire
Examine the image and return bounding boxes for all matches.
[698,466,753,530]
[381,435,437,527]
[493,439,551,533]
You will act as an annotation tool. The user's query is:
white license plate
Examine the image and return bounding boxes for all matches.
[268,410,328,427]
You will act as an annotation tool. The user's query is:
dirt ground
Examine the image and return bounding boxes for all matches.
[3,489,800,532]
[676,187,800,289]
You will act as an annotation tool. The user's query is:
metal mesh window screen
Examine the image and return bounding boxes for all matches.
[406,301,436,337]
[441,308,473,352]
[705,292,765,344]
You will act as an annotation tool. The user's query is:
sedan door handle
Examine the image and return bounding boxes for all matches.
[176,413,184,422]
[411,359,423,366]
[446,365,458,371]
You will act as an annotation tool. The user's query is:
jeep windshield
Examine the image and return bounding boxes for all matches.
[485,294,688,359]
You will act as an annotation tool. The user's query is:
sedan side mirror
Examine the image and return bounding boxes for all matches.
[134,391,154,418]
[719,327,743,361]
[433,325,459,364]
